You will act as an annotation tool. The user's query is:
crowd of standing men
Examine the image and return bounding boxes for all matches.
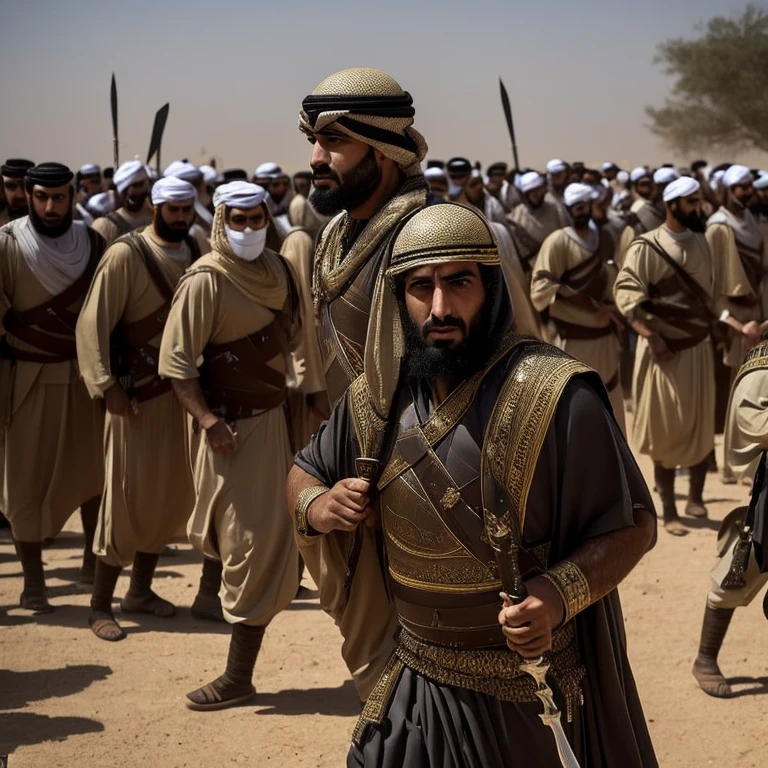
[1,66,767,766]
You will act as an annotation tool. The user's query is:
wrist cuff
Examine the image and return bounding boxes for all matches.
[295,484,330,536]
[541,560,591,623]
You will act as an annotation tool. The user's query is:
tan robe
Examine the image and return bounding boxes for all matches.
[508,199,564,249]
[490,223,545,340]
[280,229,328,452]
[90,204,153,248]
[158,249,304,625]
[705,222,765,370]
[75,228,195,566]
[614,225,715,468]
[288,194,329,241]
[709,366,768,608]
[531,228,625,432]
[0,233,104,541]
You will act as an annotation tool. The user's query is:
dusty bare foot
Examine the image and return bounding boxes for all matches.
[89,610,127,642]
[185,676,256,711]
[692,656,732,697]
[121,590,176,617]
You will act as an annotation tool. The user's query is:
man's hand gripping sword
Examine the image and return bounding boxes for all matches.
[485,507,581,768]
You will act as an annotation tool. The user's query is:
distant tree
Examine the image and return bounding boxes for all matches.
[647,5,768,155]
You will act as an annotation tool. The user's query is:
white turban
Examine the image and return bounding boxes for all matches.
[86,191,116,216]
[199,165,219,185]
[212,181,267,210]
[601,162,616,172]
[546,159,567,175]
[163,160,202,183]
[630,166,649,183]
[710,169,725,192]
[254,162,282,179]
[653,167,679,185]
[723,164,753,188]
[617,170,629,185]
[564,183,599,207]
[79,163,100,176]
[113,159,147,194]
[424,167,447,181]
[518,171,545,193]
[754,172,768,190]
[663,176,700,203]
[151,176,196,205]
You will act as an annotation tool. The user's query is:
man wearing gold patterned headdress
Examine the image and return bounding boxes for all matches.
[287,203,658,766]
[294,66,430,700]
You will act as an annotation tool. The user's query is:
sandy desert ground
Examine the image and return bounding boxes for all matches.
[1,435,767,768]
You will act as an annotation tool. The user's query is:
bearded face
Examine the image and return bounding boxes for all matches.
[309,141,382,216]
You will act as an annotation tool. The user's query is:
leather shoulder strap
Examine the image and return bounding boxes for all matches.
[633,235,716,321]
[119,231,175,303]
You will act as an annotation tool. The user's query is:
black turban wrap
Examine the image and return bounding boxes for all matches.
[25,162,74,188]
[2,158,35,179]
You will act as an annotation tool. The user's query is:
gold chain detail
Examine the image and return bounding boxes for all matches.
[541,560,592,623]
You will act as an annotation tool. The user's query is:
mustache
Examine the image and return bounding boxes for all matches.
[311,165,341,184]
[421,315,466,336]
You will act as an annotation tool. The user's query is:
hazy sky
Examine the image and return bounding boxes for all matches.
[2,0,764,175]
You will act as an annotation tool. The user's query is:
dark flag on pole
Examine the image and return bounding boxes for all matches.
[499,78,520,171]
[146,103,170,176]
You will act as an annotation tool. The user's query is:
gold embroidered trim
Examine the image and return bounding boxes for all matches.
[349,375,388,460]
[733,341,768,391]
[351,653,405,747]
[388,564,501,594]
[295,485,330,536]
[541,560,592,623]
[394,625,585,707]
[313,178,428,305]
[483,344,591,534]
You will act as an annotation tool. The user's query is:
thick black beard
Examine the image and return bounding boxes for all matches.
[124,191,148,213]
[526,194,544,210]
[29,206,73,238]
[571,213,591,229]
[309,147,382,216]
[671,204,706,233]
[401,306,491,383]
[154,210,191,242]
[7,204,29,221]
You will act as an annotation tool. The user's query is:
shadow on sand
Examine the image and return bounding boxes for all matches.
[0,711,104,754]
[254,679,361,718]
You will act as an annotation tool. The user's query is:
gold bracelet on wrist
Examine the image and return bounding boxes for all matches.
[295,484,330,536]
[540,560,591,624]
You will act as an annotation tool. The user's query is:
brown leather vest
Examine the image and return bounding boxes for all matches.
[202,318,289,420]
[1,228,104,363]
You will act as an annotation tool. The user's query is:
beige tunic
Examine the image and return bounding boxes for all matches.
[706,222,765,369]
[508,199,564,248]
[709,365,768,608]
[158,250,302,625]
[491,223,545,340]
[75,228,195,566]
[531,229,624,431]
[90,205,153,248]
[288,194,329,241]
[614,225,715,468]
[0,233,104,541]
[280,229,328,452]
